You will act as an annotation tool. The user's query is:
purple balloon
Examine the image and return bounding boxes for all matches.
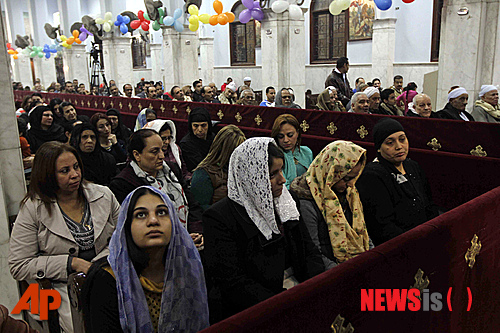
[252,1,260,9]
[251,8,264,21]
[239,8,252,23]
[242,0,254,9]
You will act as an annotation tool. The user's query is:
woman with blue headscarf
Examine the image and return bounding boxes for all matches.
[82,186,209,332]
[134,108,157,131]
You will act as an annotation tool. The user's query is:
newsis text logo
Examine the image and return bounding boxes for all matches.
[361,288,472,312]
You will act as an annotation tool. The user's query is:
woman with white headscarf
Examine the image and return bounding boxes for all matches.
[437,87,475,121]
[471,85,500,123]
[142,119,192,183]
[203,138,323,323]
[275,88,301,109]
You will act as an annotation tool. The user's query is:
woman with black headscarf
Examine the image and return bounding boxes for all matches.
[25,105,67,153]
[356,118,439,246]
[179,107,215,172]
[70,123,118,186]
[106,108,132,145]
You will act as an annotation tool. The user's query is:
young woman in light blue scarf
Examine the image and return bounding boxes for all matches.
[271,114,314,189]
[82,186,209,332]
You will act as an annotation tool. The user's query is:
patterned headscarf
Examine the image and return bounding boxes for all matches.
[306,141,370,262]
[142,119,182,172]
[228,137,300,240]
[108,186,209,332]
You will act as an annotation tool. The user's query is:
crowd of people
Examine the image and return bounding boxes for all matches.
[324,57,499,123]
[6,62,498,332]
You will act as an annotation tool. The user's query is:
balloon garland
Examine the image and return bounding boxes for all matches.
[130,10,151,31]
[271,0,303,20]
[115,14,131,34]
[210,0,235,26]
[96,12,113,32]
[164,8,184,33]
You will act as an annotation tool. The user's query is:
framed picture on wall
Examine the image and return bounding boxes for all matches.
[348,0,375,41]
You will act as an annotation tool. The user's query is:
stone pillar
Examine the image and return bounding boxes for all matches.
[0,10,28,312]
[150,43,164,83]
[161,26,199,89]
[371,18,396,89]
[260,8,307,107]
[62,44,89,85]
[102,36,134,88]
[199,36,214,83]
[12,57,33,86]
[33,57,57,88]
[437,0,500,110]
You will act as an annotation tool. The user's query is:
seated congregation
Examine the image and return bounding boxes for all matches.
[7,47,499,331]
[9,83,488,332]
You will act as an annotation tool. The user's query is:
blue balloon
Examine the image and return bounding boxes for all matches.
[123,16,130,24]
[120,24,128,34]
[174,20,184,32]
[164,16,175,26]
[173,8,182,20]
[374,0,392,10]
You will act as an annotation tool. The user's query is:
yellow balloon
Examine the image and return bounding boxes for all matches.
[189,22,199,31]
[60,35,67,42]
[189,15,199,24]
[188,4,199,15]
[199,13,210,24]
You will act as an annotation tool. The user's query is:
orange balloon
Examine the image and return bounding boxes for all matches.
[72,30,79,38]
[67,37,75,45]
[209,15,219,26]
[218,13,228,25]
[213,0,223,14]
[75,38,82,44]
[225,12,235,23]
[13,54,18,59]
[7,49,15,54]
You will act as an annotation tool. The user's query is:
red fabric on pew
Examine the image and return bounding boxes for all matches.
[14,91,500,210]
[200,186,500,333]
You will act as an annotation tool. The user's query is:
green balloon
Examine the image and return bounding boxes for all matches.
[158,8,164,17]
[143,12,150,21]
[152,21,160,31]
[30,51,36,58]
[38,53,43,58]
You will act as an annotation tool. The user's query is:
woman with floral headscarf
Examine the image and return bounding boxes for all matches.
[203,138,323,323]
[134,108,157,131]
[290,140,372,271]
[82,186,209,332]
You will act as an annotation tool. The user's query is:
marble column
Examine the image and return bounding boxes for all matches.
[371,18,396,89]
[199,36,214,83]
[62,44,89,85]
[150,43,164,83]
[12,56,33,86]
[260,8,307,107]
[0,11,28,313]
[102,36,134,88]
[33,57,57,87]
[436,0,500,110]
[161,26,199,89]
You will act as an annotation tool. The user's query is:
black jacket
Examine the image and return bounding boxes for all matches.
[325,70,352,107]
[109,163,204,233]
[203,197,323,323]
[437,103,475,121]
[356,156,438,245]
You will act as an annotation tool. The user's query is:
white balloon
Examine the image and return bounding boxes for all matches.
[288,4,303,19]
[271,0,290,13]
[103,22,112,32]
[329,1,342,15]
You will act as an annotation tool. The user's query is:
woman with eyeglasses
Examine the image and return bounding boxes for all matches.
[143,119,192,184]
[275,88,301,109]
[316,87,346,112]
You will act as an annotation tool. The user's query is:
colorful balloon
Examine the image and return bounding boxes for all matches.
[131,10,151,31]
[374,0,392,10]
[213,0,223,14]
[96,12,113,32]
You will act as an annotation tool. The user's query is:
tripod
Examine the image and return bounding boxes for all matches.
[89,42,110,96]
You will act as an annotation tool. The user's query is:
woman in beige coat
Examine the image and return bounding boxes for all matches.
[9,141,119,333]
